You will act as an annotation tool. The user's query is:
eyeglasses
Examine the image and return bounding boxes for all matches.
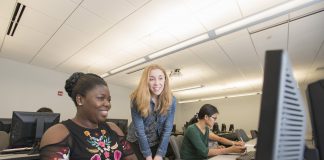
[210,116,217,121]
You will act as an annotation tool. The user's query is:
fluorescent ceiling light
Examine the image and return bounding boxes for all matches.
[178,92,262,104]
[148,33,210,59]
[100,72,109,78]
[172,85,204,92]
[226,92,261,98]
[178,99,200,104]
[214,0,319,36]
[110,58,146,74]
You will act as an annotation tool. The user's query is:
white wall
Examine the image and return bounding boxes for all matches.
[0,58,132,123]
[174,95,262,135]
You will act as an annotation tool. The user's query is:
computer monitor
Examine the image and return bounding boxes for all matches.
[306,79,324,160]
[0,118,11,133]
[229,124,234,132]
[106,118,128,134]
[221,123,226,133]
[9,111,60,148]
[255,50,307,160]
[212,123,220,133]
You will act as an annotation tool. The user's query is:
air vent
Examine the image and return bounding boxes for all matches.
[7,2,26,36]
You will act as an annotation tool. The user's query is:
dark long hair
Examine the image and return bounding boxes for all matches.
[187,104,219,126]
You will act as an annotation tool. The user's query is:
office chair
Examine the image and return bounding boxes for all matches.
[221,123,226,133]
[250,130,258,139]
[212,123,220,133]
[169,135,184,160]
[235,129,250,142]
[0,131,9,150]
[229,124,234,132]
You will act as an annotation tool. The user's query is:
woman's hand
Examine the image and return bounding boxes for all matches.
[229,145,246,153]
[234,141,245,146]
[153,155,163,160]
[146,156,153,160]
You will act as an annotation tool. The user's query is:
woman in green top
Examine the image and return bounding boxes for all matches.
[180,104,246,159]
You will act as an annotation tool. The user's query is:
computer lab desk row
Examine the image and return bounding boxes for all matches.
[0,153,39,160]
[208,138,257,160]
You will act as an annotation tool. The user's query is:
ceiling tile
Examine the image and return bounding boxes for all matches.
[217,29,263,86]
[289,1,324,18]
[288,11,324,83]
[19,0,78,21]
[0,0,16,20]
[19,6,63,35]
[194,0,242,30]
[81,0,135,22]
[31,25,90,68]
[0,25,49,63]
[237,0,289,17]
[251,23,288,66]
[65,7,114,36]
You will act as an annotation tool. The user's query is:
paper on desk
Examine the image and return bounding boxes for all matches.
[244,144,255,147]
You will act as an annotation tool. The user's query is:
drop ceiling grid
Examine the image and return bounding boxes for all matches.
[31,25,92,68]
[236,0,289,17]
[216,29,262,88]
[0,25,51,63]
[189,41,243,84]
[250,23,289,67]
[19,0,79,21]
[80,0,136,22]
[288,11,324,84]
[64,6,114,36]
[19,9,65,40]
[192,0,242,31]
[305,40,324,83]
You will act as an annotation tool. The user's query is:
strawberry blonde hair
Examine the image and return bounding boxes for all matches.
[130,64,172,117]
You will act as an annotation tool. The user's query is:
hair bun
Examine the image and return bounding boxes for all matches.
[65,72,84,97]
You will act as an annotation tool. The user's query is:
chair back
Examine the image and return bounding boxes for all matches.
[235,129,250,142]
[250,130,258,139]
[170,135,184,160]
[221,123,226,132]
[0,131,9,150]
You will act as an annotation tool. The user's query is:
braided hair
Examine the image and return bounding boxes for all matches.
[65,72,107,106]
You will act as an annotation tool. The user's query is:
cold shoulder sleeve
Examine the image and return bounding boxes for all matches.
[39,134,73,160]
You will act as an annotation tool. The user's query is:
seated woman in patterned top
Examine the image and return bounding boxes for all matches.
[40,72,137,160]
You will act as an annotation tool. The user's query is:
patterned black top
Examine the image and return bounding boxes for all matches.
[40,119,133,160]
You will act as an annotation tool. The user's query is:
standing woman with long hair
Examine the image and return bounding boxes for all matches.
[126,64,176,160]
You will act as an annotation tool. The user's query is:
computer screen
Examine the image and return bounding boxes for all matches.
[9,111,60,148]
[307,79,324,160]
[255,50,307,160]
[0,118,11,133]
[106,118,128,134]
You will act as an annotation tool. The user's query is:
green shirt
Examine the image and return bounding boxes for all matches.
[180,124,209,160]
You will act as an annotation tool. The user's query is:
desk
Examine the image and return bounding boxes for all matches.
[208,139,256,160]
[0,153,39,160]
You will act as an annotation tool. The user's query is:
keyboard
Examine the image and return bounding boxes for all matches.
[236,151,256,160]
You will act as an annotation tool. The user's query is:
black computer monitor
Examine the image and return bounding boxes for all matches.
[106,118,128,134]
[0,118,11,133]
[212,123,220,133]
[9,111,60,149]
[221,123,226,133]
[255,50,307,160]
[307,79,324,160]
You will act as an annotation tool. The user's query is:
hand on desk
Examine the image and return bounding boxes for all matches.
[234,141,245,147]
[227,145,246,153]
